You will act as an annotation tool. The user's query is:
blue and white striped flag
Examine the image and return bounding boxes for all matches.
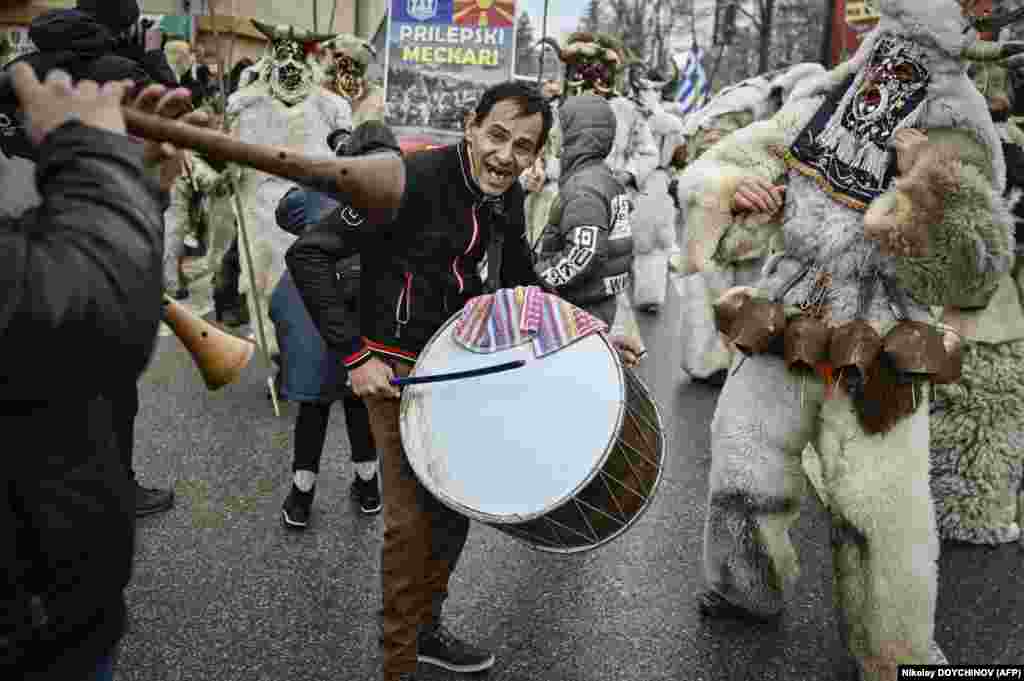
[671,47,710,114]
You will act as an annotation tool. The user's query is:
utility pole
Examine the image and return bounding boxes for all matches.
[538,0,549,83]
[820,0,835,68]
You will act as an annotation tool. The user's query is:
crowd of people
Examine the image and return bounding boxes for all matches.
[2,0,1023,680]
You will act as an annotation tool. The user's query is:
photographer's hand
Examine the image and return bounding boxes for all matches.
[10,63,130,145]
[128,83,207,193]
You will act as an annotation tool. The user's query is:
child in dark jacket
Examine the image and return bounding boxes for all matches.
[271,121,400,525]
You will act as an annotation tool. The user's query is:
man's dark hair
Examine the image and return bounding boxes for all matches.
[471,80,553,152]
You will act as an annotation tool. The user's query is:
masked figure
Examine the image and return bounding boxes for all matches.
[163,97,240,309]
[535,32,656,340]
[227,21,352,356]
[628,64,686,312]
[927,0,1024,545]
[678,2,1017,677]
[672,62,826,384]
[321,34,385,128]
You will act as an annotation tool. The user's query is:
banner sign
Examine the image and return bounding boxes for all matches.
[384,0,518,142]
[845,0,880,33]
[141,14,194,41]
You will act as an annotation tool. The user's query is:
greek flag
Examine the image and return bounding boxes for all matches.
[672,47,710,114]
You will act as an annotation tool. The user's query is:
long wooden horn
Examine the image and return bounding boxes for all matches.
[162,295,255,390]
[121,107,406,225]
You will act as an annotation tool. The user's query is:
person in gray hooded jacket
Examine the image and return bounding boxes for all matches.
[533,94,634,326]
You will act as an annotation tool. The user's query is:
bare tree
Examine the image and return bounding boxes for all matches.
[579,0,605,34]
[602,0,696,67]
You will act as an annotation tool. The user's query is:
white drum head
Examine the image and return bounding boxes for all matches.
[400,317,624,523]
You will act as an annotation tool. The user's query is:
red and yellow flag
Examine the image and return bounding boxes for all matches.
[453,0,515,28]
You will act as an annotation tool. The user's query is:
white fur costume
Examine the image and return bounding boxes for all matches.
[630,74,686,312]
[674,63,825,381]
[680,3,1016,678]
[227,28,352,356]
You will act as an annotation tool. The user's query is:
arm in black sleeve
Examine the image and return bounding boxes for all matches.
[0,122,165,398]
[285,206,368,367]
[533,186,609,291]
[138,49,180,88]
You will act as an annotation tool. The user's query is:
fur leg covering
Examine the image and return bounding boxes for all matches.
[818,391,938,681]
[202,196,238,283]
[704,355,822,616]
[678,261,760,380]
[633,251,670,309]
[930,340,1024,545]
[678,270,735,379]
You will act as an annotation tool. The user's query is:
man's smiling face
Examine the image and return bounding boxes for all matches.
[465,99,543,196]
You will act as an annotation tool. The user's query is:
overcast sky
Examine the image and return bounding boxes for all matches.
[516,0,714,48]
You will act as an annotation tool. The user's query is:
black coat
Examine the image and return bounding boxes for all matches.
[0,123,166,679]
[287,142,542,368]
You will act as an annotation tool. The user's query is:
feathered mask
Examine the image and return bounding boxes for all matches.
[537,32,634,98]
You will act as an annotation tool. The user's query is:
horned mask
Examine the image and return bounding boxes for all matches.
[251,20,336,105]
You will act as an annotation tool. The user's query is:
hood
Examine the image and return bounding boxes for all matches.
[343,120,401,157]
[29,9,114,56]
[76,0,140,34]
[558,94,616,178]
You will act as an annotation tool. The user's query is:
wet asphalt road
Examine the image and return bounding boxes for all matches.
[118,276,1024,681]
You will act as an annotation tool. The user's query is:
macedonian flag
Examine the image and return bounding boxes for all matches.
[453,0,515,28]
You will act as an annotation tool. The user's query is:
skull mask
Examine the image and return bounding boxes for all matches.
[251,21,335,106]
[848,35,930,147]
[262,38,317,105]
[334,53,366,101]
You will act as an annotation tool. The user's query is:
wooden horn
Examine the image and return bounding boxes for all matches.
[121,108,406,225]
[162,296,256,390]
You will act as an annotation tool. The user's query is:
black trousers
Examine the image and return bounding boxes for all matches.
[104,382,140,480]
[292,394,377,473]
[213,236,242,308]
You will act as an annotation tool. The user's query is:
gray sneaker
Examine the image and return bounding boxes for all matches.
[416,624,494,673]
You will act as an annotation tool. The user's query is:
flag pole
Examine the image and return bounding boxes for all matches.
[538,0,549,83]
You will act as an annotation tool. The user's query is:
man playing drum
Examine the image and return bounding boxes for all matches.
[286,80,644,681]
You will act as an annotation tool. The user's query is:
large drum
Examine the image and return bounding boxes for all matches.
[400,311,666,553]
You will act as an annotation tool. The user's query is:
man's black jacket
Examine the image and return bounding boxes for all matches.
[286,142,542,368]
[0,123,165,679]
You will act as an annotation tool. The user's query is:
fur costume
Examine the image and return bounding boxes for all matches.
[321,34,385,128]
[928,2,1024,545]
[162,152,239,295]
[679,2,1016,677]
[630,65,685,311]
[672,63,825,381]
[227,21,351,356]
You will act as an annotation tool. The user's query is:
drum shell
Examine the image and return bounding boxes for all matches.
[400,312,666,554]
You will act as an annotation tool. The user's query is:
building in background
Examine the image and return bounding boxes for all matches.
[829,0,879,67]
[1,0,387,74]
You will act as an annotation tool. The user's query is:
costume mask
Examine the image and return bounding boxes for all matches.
[788,33,931,210]
[251,21,335,106]
[334,53,366,101]
[538,32,625,99]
